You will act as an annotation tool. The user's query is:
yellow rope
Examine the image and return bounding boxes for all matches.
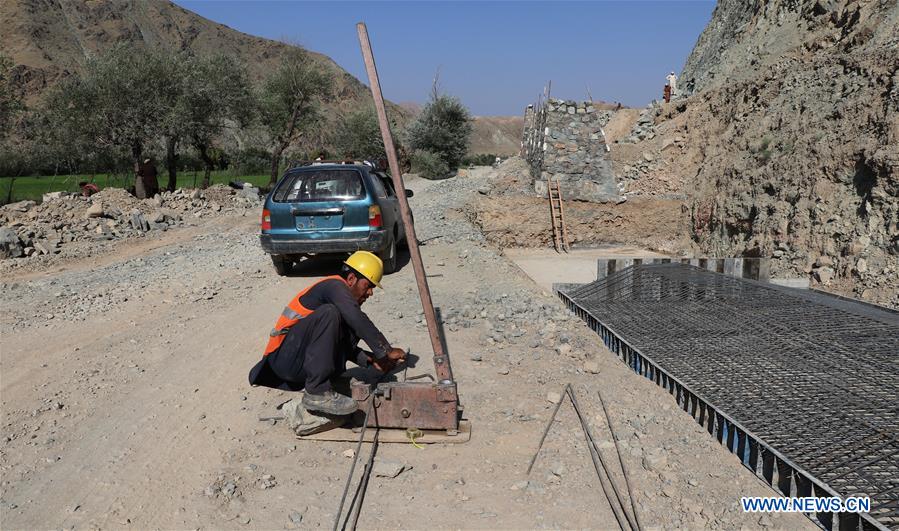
[406,427,424,449]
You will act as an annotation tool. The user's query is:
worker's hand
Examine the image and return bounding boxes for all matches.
[372,357,395,373]
[371,348,405,373]
[386,347,406,363]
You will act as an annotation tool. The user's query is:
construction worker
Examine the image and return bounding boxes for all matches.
[248,251,406,417]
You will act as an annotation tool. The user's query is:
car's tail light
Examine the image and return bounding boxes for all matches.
[368,205,382,228]
[261,208,272,231]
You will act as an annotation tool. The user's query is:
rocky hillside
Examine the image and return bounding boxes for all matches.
[3,0,355,101]
[681,0,899,94]
[470,116,524,156]
[650,0,897,305]
[0,0,411,144]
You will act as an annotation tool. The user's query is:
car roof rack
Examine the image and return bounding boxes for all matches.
[288,159,388,170]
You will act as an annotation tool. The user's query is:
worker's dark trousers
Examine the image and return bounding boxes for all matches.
[265,304,348,394]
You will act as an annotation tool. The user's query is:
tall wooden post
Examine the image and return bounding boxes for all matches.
[356,23,454,384]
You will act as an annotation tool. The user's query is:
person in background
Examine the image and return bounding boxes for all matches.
[78,181,99,197]
[136,158,159,199]
[666,71,678,96]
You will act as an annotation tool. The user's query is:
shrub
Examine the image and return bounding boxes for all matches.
[461,153,498,166]
[333,108,386,162]
[405,94,472,171]
[411,150,449,180]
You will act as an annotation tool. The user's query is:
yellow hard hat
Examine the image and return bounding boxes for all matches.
[344,251,384,288]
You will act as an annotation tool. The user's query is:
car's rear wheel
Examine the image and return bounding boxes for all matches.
[379,231,397,274]
[271,255,291,276]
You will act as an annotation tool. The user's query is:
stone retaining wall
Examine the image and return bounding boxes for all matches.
[521,98,620,203]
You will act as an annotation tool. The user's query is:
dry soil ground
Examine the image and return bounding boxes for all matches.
[1,168,812,529]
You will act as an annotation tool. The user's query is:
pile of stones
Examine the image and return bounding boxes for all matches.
[0,184,261,260]
[620,103,661,143]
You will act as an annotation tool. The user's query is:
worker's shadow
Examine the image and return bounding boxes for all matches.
[342,352,422,384]
[286,251,412,277]
[393,247,412,273]
[288,255,346,277]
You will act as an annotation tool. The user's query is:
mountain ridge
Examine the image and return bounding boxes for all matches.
[1,0,523,156]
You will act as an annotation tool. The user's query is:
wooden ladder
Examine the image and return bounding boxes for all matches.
[547,179,569,253]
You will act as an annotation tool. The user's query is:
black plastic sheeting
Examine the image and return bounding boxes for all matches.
[557,264,898,531]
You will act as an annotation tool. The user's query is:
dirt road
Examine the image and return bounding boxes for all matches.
[1,169,811,529]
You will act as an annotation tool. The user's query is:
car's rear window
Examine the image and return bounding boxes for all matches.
[273,169,366,202]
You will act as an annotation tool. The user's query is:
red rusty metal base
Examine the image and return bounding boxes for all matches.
[351,380,460,432]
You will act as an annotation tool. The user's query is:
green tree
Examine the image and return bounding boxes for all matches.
[0,53,24,199]
[0,53,22,141]
[36,86,118,176]
[332,107,408,166]
[405,93,472,171]
[258,50,331,184]
[176,54,254,189]
[158,51,188,193]
[41,44,181,197]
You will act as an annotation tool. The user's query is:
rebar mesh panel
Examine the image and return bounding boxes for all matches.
[564,264,899,528]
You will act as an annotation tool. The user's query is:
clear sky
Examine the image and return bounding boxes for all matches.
[175,1,716,116]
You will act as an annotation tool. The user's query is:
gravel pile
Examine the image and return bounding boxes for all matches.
[0,225,269,331]
[394,169,596,367]
[0,184,261,263]
[409,173,491,246]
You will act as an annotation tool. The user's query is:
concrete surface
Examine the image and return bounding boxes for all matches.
[504,246,665,291]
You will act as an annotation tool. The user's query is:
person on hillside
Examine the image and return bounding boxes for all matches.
[666,71,678,96]
[248,251,405,432]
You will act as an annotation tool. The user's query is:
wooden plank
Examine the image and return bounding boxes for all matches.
[548,180,561,252]
[556,179,570,252]
[297,420,471,444]
[356,22,454,384]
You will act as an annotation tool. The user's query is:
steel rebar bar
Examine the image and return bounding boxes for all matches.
[568,387,638,531]
[527,383,569,475]
[557,263,899,530]
[333,400,374,531]
[596,386,643,531]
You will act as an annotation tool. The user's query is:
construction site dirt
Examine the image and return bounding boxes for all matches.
[0,167,815,529]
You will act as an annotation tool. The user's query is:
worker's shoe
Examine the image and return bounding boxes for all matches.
[282,398,346,436]
[302,390,358,416]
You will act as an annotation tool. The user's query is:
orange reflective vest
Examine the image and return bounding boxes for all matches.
[263,275,346,356]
